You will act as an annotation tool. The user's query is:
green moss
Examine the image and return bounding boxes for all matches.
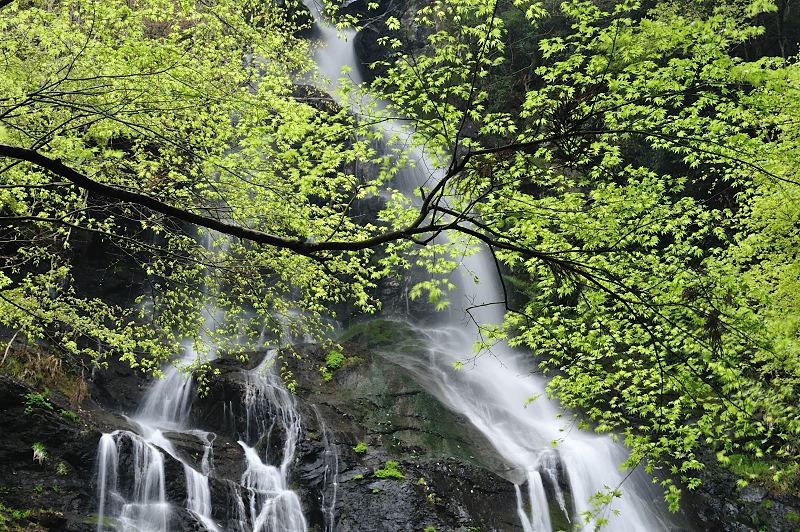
[320,367,333,382]
[58,408,79,423]
[84,514,119,528]
[351,474,364,480]
[424,527,437,532]
[352,442,368,454]
[723,453,800,495]
[320,349,347,382]
[374,460,405,480]
[22,392,53,415]
[728,454,772,479]
[325,350,345,370]
[0,502,32,532]
[371,488,381,494]
[0,506,65,532]
[338,320,418,349]
[426,492,443,505]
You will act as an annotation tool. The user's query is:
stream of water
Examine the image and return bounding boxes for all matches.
[92,2,674,530]
[303,1,672,530]
[94,345,308,531]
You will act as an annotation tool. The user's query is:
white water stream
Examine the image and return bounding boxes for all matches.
[94,344,308,531]
[93,2,675,530]
[304,1,673,530]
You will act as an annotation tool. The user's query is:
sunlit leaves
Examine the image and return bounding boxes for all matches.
[365,0,800,510]
[0,0,400,374]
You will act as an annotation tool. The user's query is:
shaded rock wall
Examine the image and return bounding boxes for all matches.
[0,375,108,531]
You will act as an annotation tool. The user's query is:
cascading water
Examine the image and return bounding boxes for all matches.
[387,323,670,530]
[95,429,171,532]
[304,2,674,530]
[232,352,307,532]
[94,344,309,531]
[92,2,677,530]
[94,347,223,532]
[94,231,307,532]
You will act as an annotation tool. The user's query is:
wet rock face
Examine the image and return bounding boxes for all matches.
[189,351,268,439]
[87,353,149,415]
[10,323,798,531]
[0,375,100,531]
[685,450,800,532]
[282,341,523,531]
[145,335,525,531]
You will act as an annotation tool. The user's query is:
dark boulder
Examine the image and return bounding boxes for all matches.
[0,375,109,531]
[685,450,800,532]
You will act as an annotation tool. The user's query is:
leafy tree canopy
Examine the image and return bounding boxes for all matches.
[366,0,800,504]
[1,0,799,510]
[0,0,413,374]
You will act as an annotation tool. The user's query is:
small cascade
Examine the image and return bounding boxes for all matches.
[95,433,118,530]
[236,443,306,532]
[242,354,302,473]
[525,470,553,532]
[94,350,213,531]
[312,405,339,532]
[185,465,218,530]
[95,430,169,532]
[230,353,307,532]
[137,363,195,426]
[539,449,569,522]
[184,429,218,528]
[94,344,306,531]
[515,479,551,532]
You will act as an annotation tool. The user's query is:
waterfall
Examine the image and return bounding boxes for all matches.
[236,443,307,532]
[94,429,170,532]
[230,353,307,532]
[94,349,308,532]
[92,2,676,530]
[95,433,118,530]
[93,360,222,532]
[303,2,673,530]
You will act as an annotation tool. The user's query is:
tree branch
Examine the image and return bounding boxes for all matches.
[0,143,453,256]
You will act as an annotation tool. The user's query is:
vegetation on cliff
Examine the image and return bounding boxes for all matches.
[0,0,798,512]
[365,0,800,505]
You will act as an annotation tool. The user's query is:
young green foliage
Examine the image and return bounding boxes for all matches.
[367,0,800,510]
[0,0,403,376]
[374,460,406,480]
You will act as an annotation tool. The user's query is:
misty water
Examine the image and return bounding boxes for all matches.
[302,1,673,529]
[92,1,675,530]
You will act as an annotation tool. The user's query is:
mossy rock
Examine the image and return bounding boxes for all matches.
[338,319,420,350]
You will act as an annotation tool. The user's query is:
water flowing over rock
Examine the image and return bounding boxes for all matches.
[4,3,800,532]
[93,3,682,530]
[93,349,308,532]
[301,2,677,529]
